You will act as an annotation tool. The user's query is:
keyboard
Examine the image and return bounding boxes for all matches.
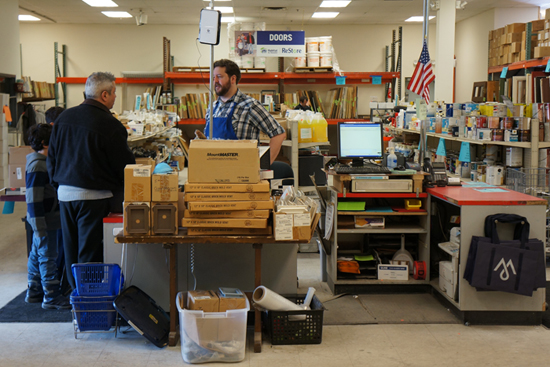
[334,164,391,174]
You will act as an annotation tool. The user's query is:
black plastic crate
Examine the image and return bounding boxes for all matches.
[264,294,324,345]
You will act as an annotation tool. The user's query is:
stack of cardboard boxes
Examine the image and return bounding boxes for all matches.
[123,163,179,236]
[182,139,274,236]
[488,20,549,67]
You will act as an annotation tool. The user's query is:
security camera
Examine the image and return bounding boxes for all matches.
[456,0,467,10]
[135,11,147,26]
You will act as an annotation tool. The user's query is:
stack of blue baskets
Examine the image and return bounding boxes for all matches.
[70,263,123,331]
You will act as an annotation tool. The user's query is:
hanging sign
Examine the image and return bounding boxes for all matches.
[336,76,347,85]
[436,138,447,157]
[500,67,508,79]
[371,76,382,85]
[458,142,471,162]
[253,31,306,57]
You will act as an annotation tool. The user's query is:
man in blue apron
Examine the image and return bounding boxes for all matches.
[204,59,286,164]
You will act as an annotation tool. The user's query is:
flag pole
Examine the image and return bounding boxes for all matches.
[420,0,430,165]
[208,0,214,140]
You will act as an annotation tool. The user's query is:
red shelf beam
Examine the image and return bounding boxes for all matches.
[56,77,164,84]
[177,118,367,126]
[488,57,550,73]
[337,193,428,198]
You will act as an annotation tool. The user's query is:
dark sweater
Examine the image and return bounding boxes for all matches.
[47,99,135,192]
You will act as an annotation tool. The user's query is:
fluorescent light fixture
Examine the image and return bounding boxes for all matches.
[82,0,118,7]
[312,12,339,18]
[203,0,231,1]
[214,7,234,13]
[320,1,351,7]
[102,11,132,18]
[221,17,235,23]
[19,14,40,21]
[405,16,435,22]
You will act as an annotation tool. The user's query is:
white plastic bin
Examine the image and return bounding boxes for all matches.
[176,292,250,364]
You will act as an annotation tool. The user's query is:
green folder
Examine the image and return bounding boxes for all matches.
[354,254,374,261]
[337,201,365,211]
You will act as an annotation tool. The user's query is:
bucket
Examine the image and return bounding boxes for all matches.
[319,52,333,67]
[295,56,307,67]
[319,36,332,52]
[306,37,319,52]
[242,56,254,69]
[307,51,320,67]
[505,147,523,167]
[254,57,266,68]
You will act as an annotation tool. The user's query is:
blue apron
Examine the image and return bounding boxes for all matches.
[204,102,238,140]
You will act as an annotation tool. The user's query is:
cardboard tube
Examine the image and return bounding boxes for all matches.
[253,286,303,311]
[302,287,316,310]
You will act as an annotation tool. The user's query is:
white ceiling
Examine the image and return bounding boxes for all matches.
[17,0,549,26]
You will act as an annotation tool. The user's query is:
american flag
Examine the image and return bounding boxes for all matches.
[407,40,435,103]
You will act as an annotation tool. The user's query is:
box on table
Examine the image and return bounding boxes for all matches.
[9,164,25,188]
[187,290,219,312]
[8,146,33,165]
[178,192,185,225]
[355,216,385,228]
[187,139,260,184]
[124,164,152,202]
[378,264,409,280]
[152,171,179,202]
[123,202,150,236]
[534,46,550,58]
[185,192,271,202]
[184,180,270,193]
[505,23,525,34]
[274,211,321,241]
[177,291,249,364]
[187,200,274,211]
[135,157,156,171]
[184,209,270,219]
[151,202,178,235]
[182,217,268,228]
[186,226,273,236]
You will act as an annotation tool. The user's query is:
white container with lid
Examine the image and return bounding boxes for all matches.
[305,37,319,52]
[307,51,320,67]
[295,56,307,67]
[320,52,333,67]
[319,36,332,52]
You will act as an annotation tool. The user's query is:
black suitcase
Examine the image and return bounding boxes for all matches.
[113,285,170,348]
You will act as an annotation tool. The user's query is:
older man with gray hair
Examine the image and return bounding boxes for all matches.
[48,72,135,291]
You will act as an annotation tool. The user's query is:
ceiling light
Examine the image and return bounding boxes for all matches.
[82,0,118,7]
[19,14,40,21]
[320,1,351,7]
[214,7,234,13]
[221,17,235,23]
[203,0,231,2]
[102,11,132,18]
[405,16,435,22]
[312,12,339,18]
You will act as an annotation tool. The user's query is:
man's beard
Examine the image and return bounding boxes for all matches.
[215,80,231,97]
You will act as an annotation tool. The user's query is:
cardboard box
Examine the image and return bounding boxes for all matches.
[188,290,219,312]
[274,212,321,241]
[378,264,409,280]
[506,32,522,44]
[534,46,550,58]
[152,171,179,202]
[8,146,33,165]
[151,202,178,235]
[505,23,525,34]
[181,217,268,228]
[188,139,260,184]
[532,19,545,32]
[187,200,274,211]
[178,191,185,225]
[9,164,25,188]
[510,42,522,53]
[187,226,272,236]
[135,157,156,171]
[170,156,186,171]
[216,292,247,312]
[123,202,150,236]
[185,192,271,202]
[184,180,270,193]
[184,209,270,219]
[124,164,152,202]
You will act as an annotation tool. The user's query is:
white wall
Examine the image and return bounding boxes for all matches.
[19,22,435,114]
[0,0,20,77]
[494,7,540,28]
[455,9,495,102]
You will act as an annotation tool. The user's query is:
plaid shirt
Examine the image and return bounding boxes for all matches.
[205,89,285,140]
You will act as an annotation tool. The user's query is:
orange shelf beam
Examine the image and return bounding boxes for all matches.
[282,72,399,85]
[56,77,164,84]
[178,118,367,126]
[488,57,550,73]
[166,72,282,85]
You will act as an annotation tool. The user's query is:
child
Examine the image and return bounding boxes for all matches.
[25,123,70,310]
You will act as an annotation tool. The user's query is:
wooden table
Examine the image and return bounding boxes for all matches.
[115,233,284,352]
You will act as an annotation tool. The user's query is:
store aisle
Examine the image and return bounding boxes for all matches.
[2,202,550,366]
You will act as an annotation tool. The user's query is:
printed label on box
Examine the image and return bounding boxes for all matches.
[294,213,310,227]
[133,167,151,177]
[16,167,22,180]
[275,214,293,240]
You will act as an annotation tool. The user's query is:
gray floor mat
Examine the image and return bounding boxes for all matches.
[322,293,460,325]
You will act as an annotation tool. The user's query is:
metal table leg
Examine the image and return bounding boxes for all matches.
[167,243,179,347]
[253,243,262,353]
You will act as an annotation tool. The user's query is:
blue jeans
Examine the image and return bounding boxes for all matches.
[27,230,62,302]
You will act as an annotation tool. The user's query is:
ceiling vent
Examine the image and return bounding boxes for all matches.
[262,7,288,11]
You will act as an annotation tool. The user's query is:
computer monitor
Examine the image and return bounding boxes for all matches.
[337,122,384,166]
